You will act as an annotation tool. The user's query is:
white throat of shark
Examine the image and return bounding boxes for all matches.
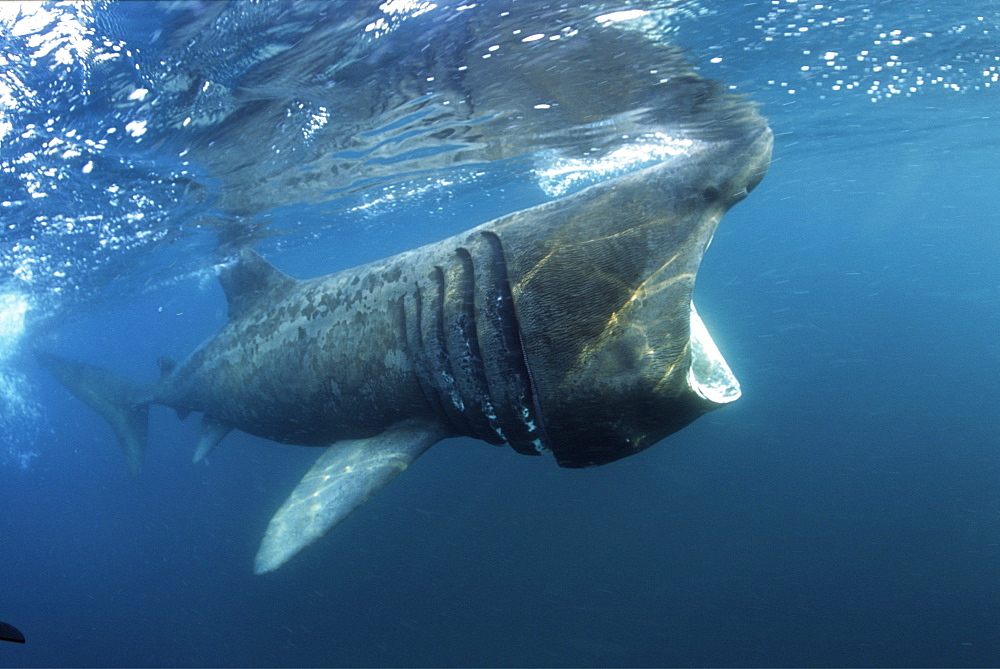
[687,301,741,404]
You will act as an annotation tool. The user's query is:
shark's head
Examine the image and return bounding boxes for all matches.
[498,121,772,468]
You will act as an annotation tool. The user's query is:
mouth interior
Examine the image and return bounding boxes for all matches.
[686,301,741,404]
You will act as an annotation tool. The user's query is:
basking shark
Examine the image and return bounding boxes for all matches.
[41,76,771,575]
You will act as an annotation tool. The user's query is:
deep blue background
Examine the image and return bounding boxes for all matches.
[2,1,999,667]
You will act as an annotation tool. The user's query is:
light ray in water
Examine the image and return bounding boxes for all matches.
[0,292,29,359]
[0,292,41,470]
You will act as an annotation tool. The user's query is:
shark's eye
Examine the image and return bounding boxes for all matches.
[702,186,720,203]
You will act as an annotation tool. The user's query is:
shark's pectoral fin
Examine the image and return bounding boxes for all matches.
[253,420,448,574]
[193,415,233,463]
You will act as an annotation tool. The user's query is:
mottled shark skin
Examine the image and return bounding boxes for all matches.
[40,108,771,575]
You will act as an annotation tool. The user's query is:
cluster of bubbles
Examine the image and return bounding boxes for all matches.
[1,2,204,319]
[0,369,41,472]
[745,0,999,102]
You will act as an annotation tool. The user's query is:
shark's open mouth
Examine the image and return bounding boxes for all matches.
[686,302,741,405]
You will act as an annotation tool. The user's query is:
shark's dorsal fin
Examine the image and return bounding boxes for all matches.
[157,356,176,378]
[218,248,296,320]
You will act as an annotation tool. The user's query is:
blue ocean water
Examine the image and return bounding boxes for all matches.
[2,1,998,666]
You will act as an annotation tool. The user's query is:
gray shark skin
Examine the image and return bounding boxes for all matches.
[40,100,771,575]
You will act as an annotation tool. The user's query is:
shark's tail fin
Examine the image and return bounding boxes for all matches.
[38,353,150,477]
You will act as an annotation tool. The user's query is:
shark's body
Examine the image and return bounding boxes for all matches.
[42,73,772,574]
